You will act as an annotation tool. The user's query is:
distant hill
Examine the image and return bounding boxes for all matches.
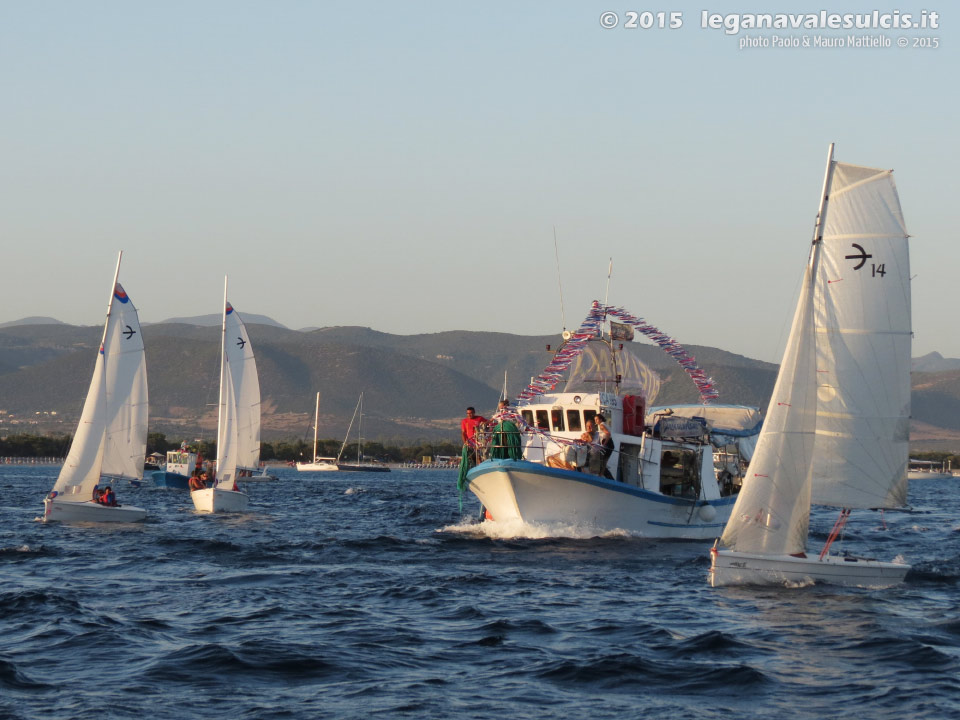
[912,352,960,373]
[0,318,958,448]
[0,316,67,329]
[153,313,287,328]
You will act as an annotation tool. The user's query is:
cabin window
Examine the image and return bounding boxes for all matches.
[658,448,700,497]
[521,410,534,426]
[535,410,550,429]
[551,409,565,432]
[566,410,582,432]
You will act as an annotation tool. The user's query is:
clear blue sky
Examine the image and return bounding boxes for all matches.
[1,1,954,362]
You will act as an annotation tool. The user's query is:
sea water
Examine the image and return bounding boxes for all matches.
[1,465,958,719]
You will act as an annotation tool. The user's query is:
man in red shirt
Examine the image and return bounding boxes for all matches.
[460,407,488,448]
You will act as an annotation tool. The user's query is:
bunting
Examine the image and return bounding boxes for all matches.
[516,301,719,404]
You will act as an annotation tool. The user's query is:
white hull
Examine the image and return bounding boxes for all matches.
[43,498,147,523]
[296,461,338,472]
[467,459,734,539]
[709,548,909,588]
[191,487,249,513]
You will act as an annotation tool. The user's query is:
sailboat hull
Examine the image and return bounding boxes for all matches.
[42,498,147,523]
[709,548,910,588]
[468,459,733,539]
[191,488,249,514]
[296,461,338,472]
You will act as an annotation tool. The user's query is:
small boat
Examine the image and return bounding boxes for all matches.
[191,278,260,513]
[296,392,338,472]
[334,393,390,473]
[151,446,198,489]
[297,392,390,473]
[464,308,759,538]
[710,144,912,588]
[907,459,953,480]
[43,252,148,523]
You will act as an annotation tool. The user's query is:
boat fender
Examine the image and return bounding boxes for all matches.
[698,503,716,522]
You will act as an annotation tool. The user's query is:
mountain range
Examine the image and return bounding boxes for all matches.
[0,316,956,450]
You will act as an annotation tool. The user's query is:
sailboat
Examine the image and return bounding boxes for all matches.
[296,392,338,472]
[710,144,912,587]
[43,252,149,523]
[191,278,260,513]
[334,393,390,472]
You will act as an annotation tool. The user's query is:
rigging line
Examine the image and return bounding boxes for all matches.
[553,226,566,331]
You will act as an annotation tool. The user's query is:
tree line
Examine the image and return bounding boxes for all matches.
[0,432,462,464]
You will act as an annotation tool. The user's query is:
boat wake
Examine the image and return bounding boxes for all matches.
[438,518,638,540]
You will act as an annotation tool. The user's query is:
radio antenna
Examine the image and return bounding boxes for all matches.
[603,257,613,307]
[553,226,567,331]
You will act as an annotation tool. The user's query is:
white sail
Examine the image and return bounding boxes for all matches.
[101,284,149,482]
[719,260,818,555]
[215,300,260,489]
[225,301,261,473]
[811,163,911,509]
[53,280,148,501]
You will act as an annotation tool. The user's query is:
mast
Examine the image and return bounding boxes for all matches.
[217,276,228,471]
[101,251,124,350]
[809,143,836,280]
[313,392,320,461]
[357,393,363,464]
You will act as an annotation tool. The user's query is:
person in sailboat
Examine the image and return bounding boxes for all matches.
[99,486,118,507]
[188,469,205,492]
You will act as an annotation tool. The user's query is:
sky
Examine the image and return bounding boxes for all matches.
[1,1,955,363]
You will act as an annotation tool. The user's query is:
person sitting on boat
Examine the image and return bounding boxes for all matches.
[100,486,118,507]
[188,469,205,492]
[92,487,104,503]
[587,415,615,478]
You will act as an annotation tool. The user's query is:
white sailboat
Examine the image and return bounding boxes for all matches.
[296,392,338,472]
[191,278,260,513]
[710,144,912,587]
[335,393,390,472]
[43,252,148,523]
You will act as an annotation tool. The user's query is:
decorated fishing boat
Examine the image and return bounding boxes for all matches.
[463,303,760,539]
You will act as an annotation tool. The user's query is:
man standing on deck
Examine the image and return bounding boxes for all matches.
[460,407,488,448]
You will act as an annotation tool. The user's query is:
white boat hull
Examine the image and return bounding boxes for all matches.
[296,462,338,472]
[191,488,249,513]
[709,548,910,588]
[466,459,734,539]
[43,498,147,523]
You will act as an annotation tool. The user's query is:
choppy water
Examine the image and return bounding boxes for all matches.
[1,465,959,719]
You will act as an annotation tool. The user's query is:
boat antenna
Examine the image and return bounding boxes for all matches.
[553,226,566,332]
[500,370,508,402]
[603,257,613,308]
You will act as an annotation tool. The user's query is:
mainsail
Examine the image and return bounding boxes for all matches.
[811,163,911,509]
[53,279,148,501]
[215,299,261,489]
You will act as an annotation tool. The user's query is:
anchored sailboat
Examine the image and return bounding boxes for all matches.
[296,393,338,472]
[191,278,260,513]
[43,252,148,523]
[710,144,912,587]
